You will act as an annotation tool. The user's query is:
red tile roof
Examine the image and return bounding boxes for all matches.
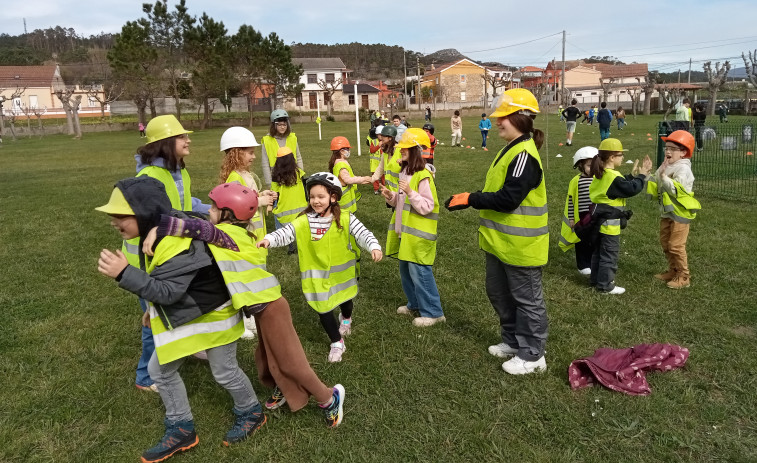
[0,65,61,88]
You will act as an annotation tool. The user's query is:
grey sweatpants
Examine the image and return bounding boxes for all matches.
[485,252,548,361]
[590,233,620,292]
[148,341,259,423]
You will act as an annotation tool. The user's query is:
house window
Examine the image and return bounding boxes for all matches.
[13,98,21,111]
[348,94,355,105]
[460,74,466,83]
[307,74,317,84]
[495,73,500,78]
[29,95,38,108]
[89,96,98,107]
[620,90,627,94]
[296,93,303,106]
[591,92,598,95]
[436,77,439,84]
[325,73,335,83]
[575,93,582,97]
[361,94,369,108]
[460,91,466,101]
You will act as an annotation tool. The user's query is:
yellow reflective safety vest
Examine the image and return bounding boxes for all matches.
[271,169,308,224]
[646,178,701,224]
[385,168,439,265]
[146,236,243,365]
[261,134,299,172]
[123,166,193,269]
[225,170,267,239]
[367,137,381,172]
[293,212,358,313]
[558,174,581,252]
[383,146,402,193]
[333,160,360,213]
[589,168,626,236]
[478,138,549,267]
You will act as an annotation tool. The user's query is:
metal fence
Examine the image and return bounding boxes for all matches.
[657,121,757,201]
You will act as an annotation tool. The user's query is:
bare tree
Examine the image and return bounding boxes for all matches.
[87,82,124,120]
[71,95,83,139]
[625,82,641,118]
[656,84,685,120]
[599,77,615,103]
[741,50,757,115]
[481,73,510,104]
[19,105,34,138]
[316,78,343,117]
[3,87,27,141]
[641,71,659,115]
[32,106,47,138]
[5,113,18,141]
[55,89,76,135]
[703,61,731,116]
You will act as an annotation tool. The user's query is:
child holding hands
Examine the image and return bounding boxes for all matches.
[559,146,598,275]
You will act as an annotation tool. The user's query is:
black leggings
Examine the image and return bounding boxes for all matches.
[318,300,354,343]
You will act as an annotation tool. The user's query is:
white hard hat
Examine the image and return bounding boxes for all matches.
[573,146,598,168]
[375,125,385,136]
[220,126,259,151]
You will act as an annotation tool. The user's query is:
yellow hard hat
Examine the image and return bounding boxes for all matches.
[396,127,431,149]
[490,88,540,118]
[95,187,134,215]
[598,138,628,152]
[145,115,193,144]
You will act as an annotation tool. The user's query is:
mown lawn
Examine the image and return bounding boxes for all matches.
[1,113,756,462]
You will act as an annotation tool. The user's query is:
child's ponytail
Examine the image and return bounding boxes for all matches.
[590,153,608,179]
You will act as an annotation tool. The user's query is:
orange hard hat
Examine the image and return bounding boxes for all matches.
[330,136,351,151]
[661,130,695,158]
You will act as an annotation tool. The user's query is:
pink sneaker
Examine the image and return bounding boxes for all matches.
[327,340,346,363]
[338,314,352,336]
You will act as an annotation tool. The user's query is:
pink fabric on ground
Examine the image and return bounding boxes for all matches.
[568,343,689,396]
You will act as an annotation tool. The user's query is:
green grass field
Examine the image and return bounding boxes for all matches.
[2,114,756,462]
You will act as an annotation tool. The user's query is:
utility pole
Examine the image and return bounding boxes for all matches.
[416,56,421,111]
[688,58,692,84]
[403,48,407,111]
[678,69,681,84]
[561,30,566,105]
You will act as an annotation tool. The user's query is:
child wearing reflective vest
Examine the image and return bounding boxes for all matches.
[558,146,598,275]
[380,128,445,327]
[371,125,402,195]
[646,130,700,289]
[260,109,303,190]
[270,146,308,254]
[96,178,265,462]
[588,138,652,294]
[329,136,372,214]
[143,182,347,430]
[421,122,438,164]
[258,172,382,363]
[218,126,278,338]
[366,126,382,193]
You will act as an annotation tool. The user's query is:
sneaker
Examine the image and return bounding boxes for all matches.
[265,386,287,410]
[321,384,345,428]
[578,268,591,276]
[654,269,676,282]
[483,147,488,151]
[412,316,446,327]
[667,275,690,289]
[606,286,626,295]
[396,305,414,315]
[223,405,266,446]
[338,314,352,336]
[136,383,159,393]
[488,342,518,358]
[327,340,346,363]
[141,419,198,463]
[501,356,547,375]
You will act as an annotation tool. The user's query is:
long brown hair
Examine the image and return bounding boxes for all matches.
[300,184,344,230]
[504,113,544,149]
[271,153,299,186]
[590,151,617,179]
[400,146,426,176]
[218,147,251,184]
[328,150,346,172]
[381,137,396,154]
[137,136,184,171]
[268,120,291,138]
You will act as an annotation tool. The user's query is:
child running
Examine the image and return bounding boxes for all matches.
[380,128,445,327]
[329,136,372,214]
[558,146,598,275]
[258,173,382,362]
[97,178,265,462]
[588,138,652,294]
[271,146,308,254]
[143,182,346,427]
[646,130,701,289]
[421,123,438,163]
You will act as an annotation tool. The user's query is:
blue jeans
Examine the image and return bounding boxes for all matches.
[617,118,625,130]
[399,260,444,318]
[600,127,610,140]
[481,130,489,147]
[137,298,155,388]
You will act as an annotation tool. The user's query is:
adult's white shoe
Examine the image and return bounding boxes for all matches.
[607,286,626,295]
[396,305,413,315]
[488,342,518,358]
[578,268,591,276]
[502,356,547,375]
[412,316,446,327]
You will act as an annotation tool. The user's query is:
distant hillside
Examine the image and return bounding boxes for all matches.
[422,48,467,65]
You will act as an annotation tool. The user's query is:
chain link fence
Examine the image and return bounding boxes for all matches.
[657,121,757,201]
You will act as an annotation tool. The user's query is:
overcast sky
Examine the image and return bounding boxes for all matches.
[5,0,756,72]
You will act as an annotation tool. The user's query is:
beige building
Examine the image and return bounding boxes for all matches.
[420,59,487,106]
[0,65,108,118]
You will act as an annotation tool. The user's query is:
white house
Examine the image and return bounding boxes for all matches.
[283,57,350,111]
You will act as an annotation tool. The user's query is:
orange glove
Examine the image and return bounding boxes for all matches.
[444,192,470,211]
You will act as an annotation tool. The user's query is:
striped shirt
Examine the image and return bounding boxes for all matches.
[567,175,593,220]
[264,212,381,252]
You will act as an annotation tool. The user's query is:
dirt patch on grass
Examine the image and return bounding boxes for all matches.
[731,326,755,337]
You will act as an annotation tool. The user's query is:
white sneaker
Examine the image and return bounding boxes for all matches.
[607,286,626,295]
[244,316,258,334]
[488,342,518,358]
[412,316,446,327]
[396,305,413,315]
[240,329,256,340]
[328,340,346,363]
[502,356,547,375]
[578,268,591,276]
[338,314,352,336]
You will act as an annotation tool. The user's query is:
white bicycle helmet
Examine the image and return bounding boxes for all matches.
[305,172,343,201]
